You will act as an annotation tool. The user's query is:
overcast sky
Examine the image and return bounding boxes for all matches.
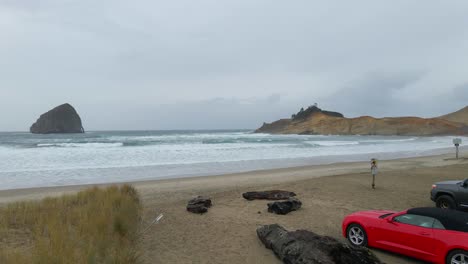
[1,1,467,131]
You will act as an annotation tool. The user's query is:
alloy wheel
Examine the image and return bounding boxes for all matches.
[440,201,449,209]
[451,253,468,264]
[348,226,365,246]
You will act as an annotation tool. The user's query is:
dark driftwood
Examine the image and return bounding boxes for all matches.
[267,198,302,215]
[187,196,212,214]
[242,190,296,201]
[257,224,382,264]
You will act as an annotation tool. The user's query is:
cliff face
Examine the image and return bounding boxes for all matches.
[30,103,85,134]
[256,106,468,136]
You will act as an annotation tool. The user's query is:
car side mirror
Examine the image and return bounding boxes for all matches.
[386,217,393,223]
[463,179,468,188]
[460,179,468,188]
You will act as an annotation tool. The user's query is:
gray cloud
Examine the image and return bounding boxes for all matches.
[321,72,425,117]
[78,95,293,130]
[452,84,468,102]
[0,0,468,131]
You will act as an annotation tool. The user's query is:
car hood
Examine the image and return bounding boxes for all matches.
[348,210,397,219]
[434,180,462,185]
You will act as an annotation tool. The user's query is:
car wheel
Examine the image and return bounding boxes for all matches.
[436,195,456,209]
[446,249,468,264]
[346,224,368,247]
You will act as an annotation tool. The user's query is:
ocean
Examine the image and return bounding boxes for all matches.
[0,130,465,190]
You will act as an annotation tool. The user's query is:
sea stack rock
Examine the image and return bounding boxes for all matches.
[30,103,85,134]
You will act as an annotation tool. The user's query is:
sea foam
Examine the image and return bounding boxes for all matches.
[0,130,465,190]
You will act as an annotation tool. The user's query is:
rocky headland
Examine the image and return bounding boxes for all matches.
[439,106,468,125]
[30,103,85,134]
[256,105,468,136]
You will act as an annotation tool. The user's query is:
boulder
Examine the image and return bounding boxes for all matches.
[257,224,382,264]
[187,196,212,214]
[267,198,302,215]
[242,190,296,201]
[30,103,84,134]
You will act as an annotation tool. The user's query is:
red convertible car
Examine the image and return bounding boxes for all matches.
[342,207,468,264]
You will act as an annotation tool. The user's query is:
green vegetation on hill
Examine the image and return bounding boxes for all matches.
[0,185,141,264]
[291,105,344,120]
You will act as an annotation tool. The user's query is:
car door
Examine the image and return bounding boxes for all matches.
[457,180,468,209]
[375,214,436,262]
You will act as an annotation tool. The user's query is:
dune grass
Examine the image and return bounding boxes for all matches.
[0,185,142,264]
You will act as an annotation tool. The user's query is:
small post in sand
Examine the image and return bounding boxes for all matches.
[370,158,378,189]
[139,213,164,238]
[453,138,462,159]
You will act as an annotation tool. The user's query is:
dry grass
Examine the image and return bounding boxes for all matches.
[0,185,141,264]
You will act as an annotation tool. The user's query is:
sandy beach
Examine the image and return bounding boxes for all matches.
[2,1,468,262]
[1,150,467,264]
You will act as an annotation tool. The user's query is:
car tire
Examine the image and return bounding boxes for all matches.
[346,224,368,247]
[436,195,456,209]
[446,249,468,264]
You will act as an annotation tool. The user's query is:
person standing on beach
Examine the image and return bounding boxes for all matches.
[371,159,378,189]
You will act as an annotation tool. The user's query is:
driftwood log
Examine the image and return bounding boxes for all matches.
[187,196,212,214]
[242,190,296,201]
[267,198,302,215]
[257,224,382,264]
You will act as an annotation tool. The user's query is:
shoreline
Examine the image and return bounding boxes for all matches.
[2,130,466,191]
[1,145,465,191]
[1,149,466,204]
